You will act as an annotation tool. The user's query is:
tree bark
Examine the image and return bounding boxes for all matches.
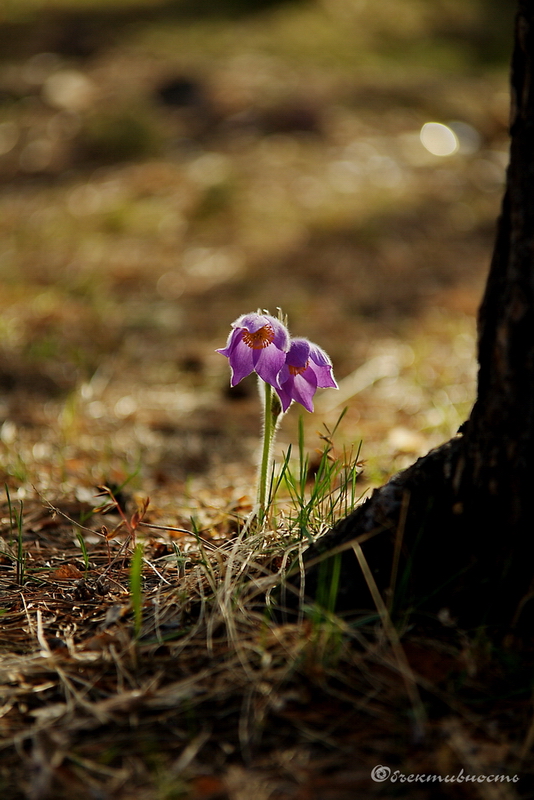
[295,1,534,633]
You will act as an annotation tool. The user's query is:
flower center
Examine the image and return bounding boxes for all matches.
[242,324,275,350]
[288,360,309,376]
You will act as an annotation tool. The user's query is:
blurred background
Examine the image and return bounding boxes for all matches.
[0,0,514,518]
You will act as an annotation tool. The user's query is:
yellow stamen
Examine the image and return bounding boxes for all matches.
[242,324,275,350]
[289,360,309,376]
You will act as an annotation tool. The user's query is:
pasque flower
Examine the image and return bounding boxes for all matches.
[216,312,290,388]
[217,311,338,524]
[276,338,338,413]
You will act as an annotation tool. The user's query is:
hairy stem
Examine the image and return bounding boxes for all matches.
[257,380,282,522]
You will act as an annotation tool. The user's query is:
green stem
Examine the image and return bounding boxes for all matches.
[257,380,282,522]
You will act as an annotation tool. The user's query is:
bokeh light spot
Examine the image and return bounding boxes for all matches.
[420,122,459,157]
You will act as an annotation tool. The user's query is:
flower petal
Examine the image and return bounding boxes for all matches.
[232,313,290,351]
[215,326,240,358]
[308,361,338,389]
[233,312,269,333]
[289,370,318,413]
[275,372,294,411]
[276,338,337,411]
[217,312,291,387]
[285,338,311,369]
[254,344,288,388]
[227,338,256,386]
[308,341,334,368]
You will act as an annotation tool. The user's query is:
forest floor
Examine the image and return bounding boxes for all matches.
[1,0,533,797]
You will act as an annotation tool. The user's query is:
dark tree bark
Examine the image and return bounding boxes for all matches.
[296,1,534,632]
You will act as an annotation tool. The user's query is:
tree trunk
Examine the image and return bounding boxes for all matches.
[295,1,534,633]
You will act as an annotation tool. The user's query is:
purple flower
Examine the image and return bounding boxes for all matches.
[217,312,290,388]
[276,338,338,412]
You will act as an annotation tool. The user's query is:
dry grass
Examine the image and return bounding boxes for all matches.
[0,486,532,800]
